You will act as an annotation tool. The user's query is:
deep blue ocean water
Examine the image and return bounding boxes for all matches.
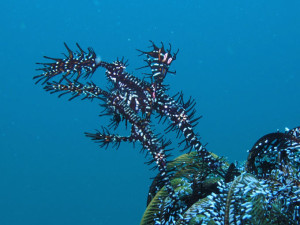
[0,1,299,224]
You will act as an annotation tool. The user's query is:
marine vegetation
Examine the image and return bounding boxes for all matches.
[34,42,299,225]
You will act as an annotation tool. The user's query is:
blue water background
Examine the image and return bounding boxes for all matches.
[1,1,299,224]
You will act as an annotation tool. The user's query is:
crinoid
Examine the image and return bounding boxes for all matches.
[142,127,300,224]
